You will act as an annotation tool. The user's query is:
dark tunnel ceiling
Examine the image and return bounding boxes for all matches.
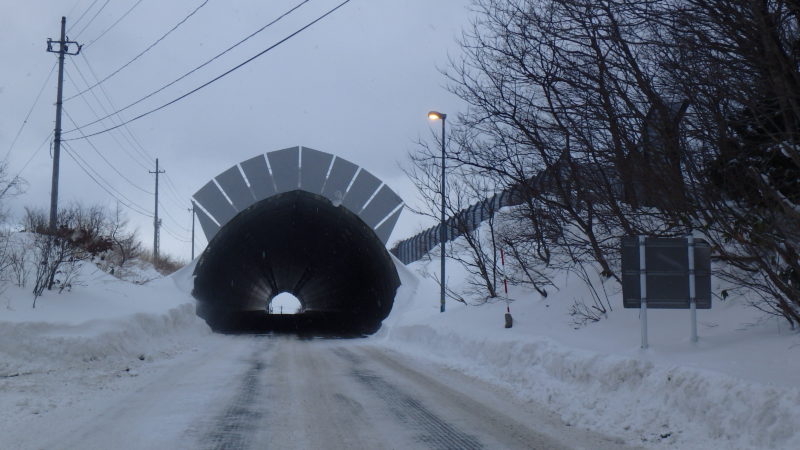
[192,190,401,335]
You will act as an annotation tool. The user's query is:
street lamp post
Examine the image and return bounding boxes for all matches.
[428,111,447,313]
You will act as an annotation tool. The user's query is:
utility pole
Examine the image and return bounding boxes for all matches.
[46,17,81,231]
[149,159,165,260]
[188,204,195,259]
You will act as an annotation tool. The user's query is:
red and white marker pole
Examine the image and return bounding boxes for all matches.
[500,248,509,313]
[500,248,508,296]
[501,247,513,328]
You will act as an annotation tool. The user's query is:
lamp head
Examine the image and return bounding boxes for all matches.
[428,111,446,120]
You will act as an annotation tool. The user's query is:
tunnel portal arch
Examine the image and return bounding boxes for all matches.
[191,146,404,334]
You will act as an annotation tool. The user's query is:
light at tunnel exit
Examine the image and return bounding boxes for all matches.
[270,292,302,315]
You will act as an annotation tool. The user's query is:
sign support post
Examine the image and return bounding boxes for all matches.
[688,235,698,343]
[639,235,648,349]
[622,235,711,348]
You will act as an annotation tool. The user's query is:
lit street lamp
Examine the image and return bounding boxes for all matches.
[428,110,447,313]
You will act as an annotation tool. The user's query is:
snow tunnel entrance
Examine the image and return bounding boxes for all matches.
[192,190,400,335]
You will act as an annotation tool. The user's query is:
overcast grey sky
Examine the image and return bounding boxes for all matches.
[0,0,472,260]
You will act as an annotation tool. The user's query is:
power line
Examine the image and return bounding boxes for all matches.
[0,131,52,199]
[64,0,312,133]
[64,0,212,102]
[161,223,191,242]
[66,57,152,170]
[73,0,113,39]
[64,0,350,140]
[78,53,154,164]
[63,107,153,194]
[2,132,53,199]
[162,189,189,212]
[65,65,149,169]
[68,0,102,34]
[162,172,190,208]
[62,141,153,217]
[84,0,145,48]
[159,199,190,232]
[65,0,310,129]
[66,0,87,19]
[63,139,152,215]
[3,62,58,162]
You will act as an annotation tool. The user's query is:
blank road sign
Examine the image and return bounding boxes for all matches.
[621,236,711,309]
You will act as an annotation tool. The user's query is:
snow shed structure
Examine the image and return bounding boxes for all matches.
[191,147,404,335]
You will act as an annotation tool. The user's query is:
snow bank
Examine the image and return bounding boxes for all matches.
[386,324,800,449]
[380,250,800,449]
[0,303,207,377]
[0,256,209,378]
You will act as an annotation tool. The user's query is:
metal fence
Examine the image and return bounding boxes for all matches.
[390,187,525,264]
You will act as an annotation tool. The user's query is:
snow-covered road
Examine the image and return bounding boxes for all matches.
[6,335,633,450]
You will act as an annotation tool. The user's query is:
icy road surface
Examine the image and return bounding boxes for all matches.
[9,336,633,450]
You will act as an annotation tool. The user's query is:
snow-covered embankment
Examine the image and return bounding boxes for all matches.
[379,256,800,449]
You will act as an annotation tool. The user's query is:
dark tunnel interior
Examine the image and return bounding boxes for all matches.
[192,190,401,336]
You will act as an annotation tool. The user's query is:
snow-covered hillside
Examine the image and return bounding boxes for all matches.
[378,249,800,449]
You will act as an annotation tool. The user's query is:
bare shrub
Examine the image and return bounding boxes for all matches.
[8,246,28,288]
[140,251,185,276]
[24,205,123,305]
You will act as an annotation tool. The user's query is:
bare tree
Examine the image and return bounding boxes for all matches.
[404,0,800,327]
[0,161,26,292]
[435,0,691,321]
[107,202,141,270]
[656,0,800,327]
[405,138,505,303]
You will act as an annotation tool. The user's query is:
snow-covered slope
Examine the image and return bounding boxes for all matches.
[0,256,209,377]
[378,251,800,450]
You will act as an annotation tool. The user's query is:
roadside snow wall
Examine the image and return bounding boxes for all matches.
[384,325,800,450]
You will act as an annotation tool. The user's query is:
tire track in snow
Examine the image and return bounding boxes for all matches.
[200,340,272,450]
[334,347,483,450]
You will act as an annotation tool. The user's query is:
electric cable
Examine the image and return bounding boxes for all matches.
[63,107,153,194]
[66,0,87,20]
[3,62,57,162]
[63,0,317,135]
[69,57,153,168]
[84,0,145,48]
[73,0,114,39]
[159,201,191,232]
[63,141,153,216]
[78,53,154,164]
[162,191,190,213]
[65,66,152,172]
[162,172,190,208]
[0,132,53,199]
[68,0,102,34]
[161,223,191,242]
[18,132,54,175]
[62,141,153,217]
[63,0,211,102]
